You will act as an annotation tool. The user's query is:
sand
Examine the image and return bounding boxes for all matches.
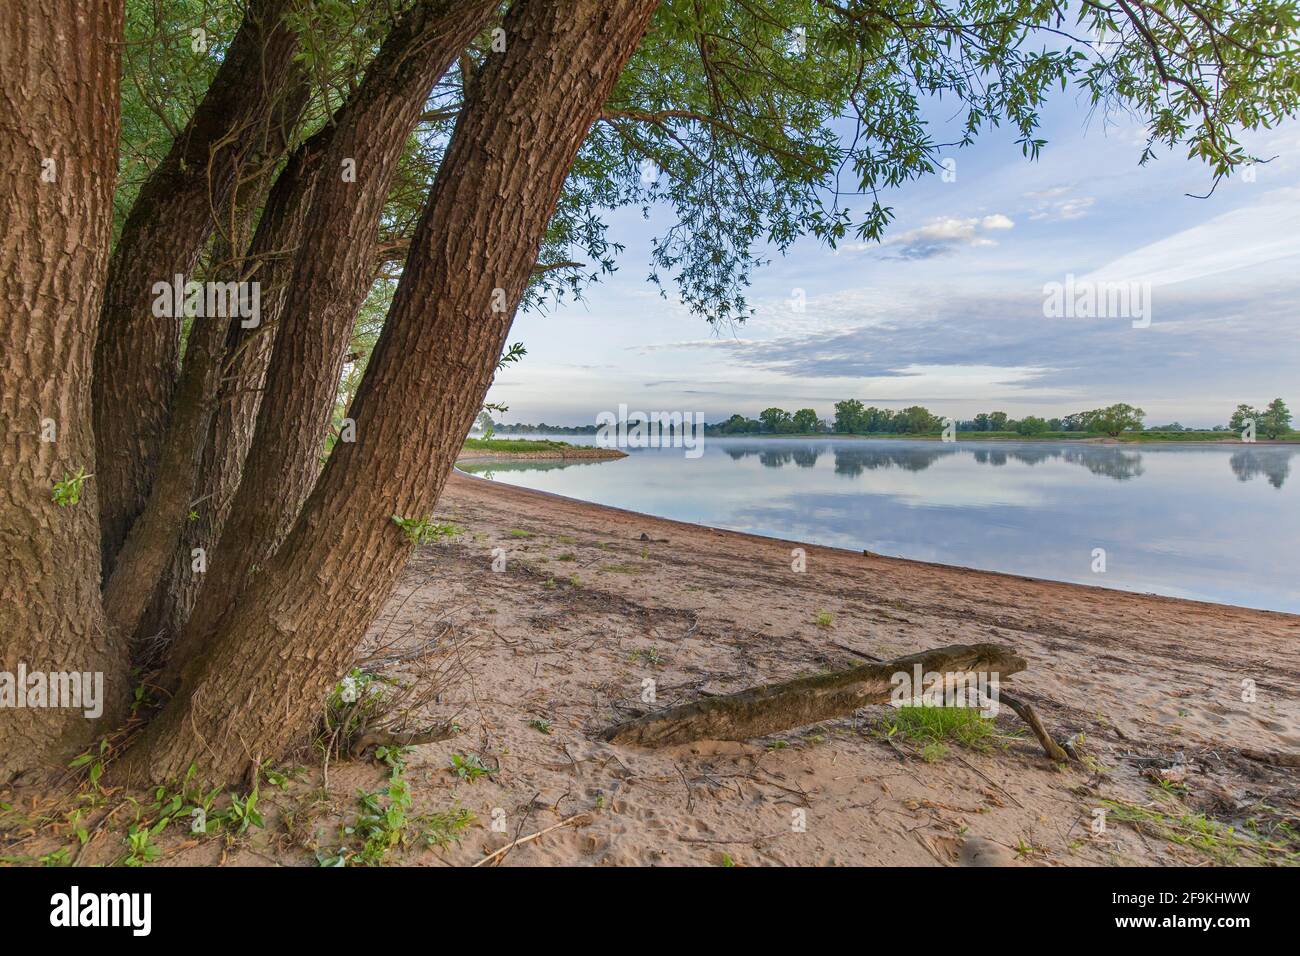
[4,469,1297,867]
[355,472,1299,865]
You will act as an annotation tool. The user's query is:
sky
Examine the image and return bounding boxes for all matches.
[487,86,1300,429]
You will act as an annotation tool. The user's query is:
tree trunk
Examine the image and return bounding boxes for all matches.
[597,644,1027,747]
[118,0,661,786]
[137,136,329,649]
[93,0,301,576]
[103,82,311,650]
[0,0,127,782]
[165,0,498,684]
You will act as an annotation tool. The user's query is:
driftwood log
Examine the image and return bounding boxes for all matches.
[598,643,1026,748]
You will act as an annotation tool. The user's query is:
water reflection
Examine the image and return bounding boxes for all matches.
[471,437,1300,610]
[1229,447,1292,489]
[459,457,614,480]
[724,441,1155,482]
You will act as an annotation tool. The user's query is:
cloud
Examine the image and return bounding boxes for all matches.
[1083,188,1300,287]
[843,214,1015,260]
[1024,185,1095,221]
[648,280,1300,409]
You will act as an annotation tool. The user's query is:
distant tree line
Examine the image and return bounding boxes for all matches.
[488,398,1293,440]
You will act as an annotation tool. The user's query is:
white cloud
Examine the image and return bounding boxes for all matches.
[1084,188,1300,287]
[841,214,1016,260]
[1024,184,1095,221]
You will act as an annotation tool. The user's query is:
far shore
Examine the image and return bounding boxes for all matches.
[489,431,1300,445]
[458,438,627,463]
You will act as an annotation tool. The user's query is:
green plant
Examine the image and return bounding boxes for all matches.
[122,823,163,866]
[449,752,493,782]
[1103,797,1297,865]
[392,515,461,545]
[323,764,475,865]
[39,847,71,866]
[225,786,264,835]
[527,718,553,735]
[815,611,833,628]
[422,807,475,849]
[349,773,412,864]
[881,705,998,756]
[51,468,92,506]
[920,741,949,763]
[68,738,112,790]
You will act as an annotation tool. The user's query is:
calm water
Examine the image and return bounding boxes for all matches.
[462,437,1300,613]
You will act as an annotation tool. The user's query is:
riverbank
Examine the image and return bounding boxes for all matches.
[492,430,1300,444]
[459,438,627,462]
[5,473,1296,867]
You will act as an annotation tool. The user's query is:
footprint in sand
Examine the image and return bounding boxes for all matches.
[958,835,1016,867]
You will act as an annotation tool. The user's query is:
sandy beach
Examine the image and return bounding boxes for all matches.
[348,471,1299,865]
[5,468,1297,867]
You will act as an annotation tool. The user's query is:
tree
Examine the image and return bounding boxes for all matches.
[1016,416,1049,436]
[792,408,820,434]
[1061,412,1090,432]
[93,0,305,573]
[897,406,940,434]
[1229,403,1260,432]
[759,407,794,433]
[1084,404,1146,437]
[834,399,866,434]
[5,0,1298,785]
[1259,398,1293,439]
[1,0,129,777]
[987,411,1009,431]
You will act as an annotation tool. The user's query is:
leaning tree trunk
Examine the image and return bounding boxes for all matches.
[136,133,329,649]
[103,81,311,649]
[0,0,128,782]
[118,0,661,786]
[93,0,301,576]
[166,0,498,685]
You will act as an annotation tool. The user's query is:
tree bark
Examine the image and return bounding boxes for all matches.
[137,136,329,650]
[118,0,661,786]
[165,0,498,685]
[0,0,128,782]
[103,82,311,649]
[93,0,302,576]
[597,644,1027,747]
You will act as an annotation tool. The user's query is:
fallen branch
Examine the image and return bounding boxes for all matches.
[348,723,458,759]
[472,813,590,867]
[597,643,1025,748]
[996,690,1072,763]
